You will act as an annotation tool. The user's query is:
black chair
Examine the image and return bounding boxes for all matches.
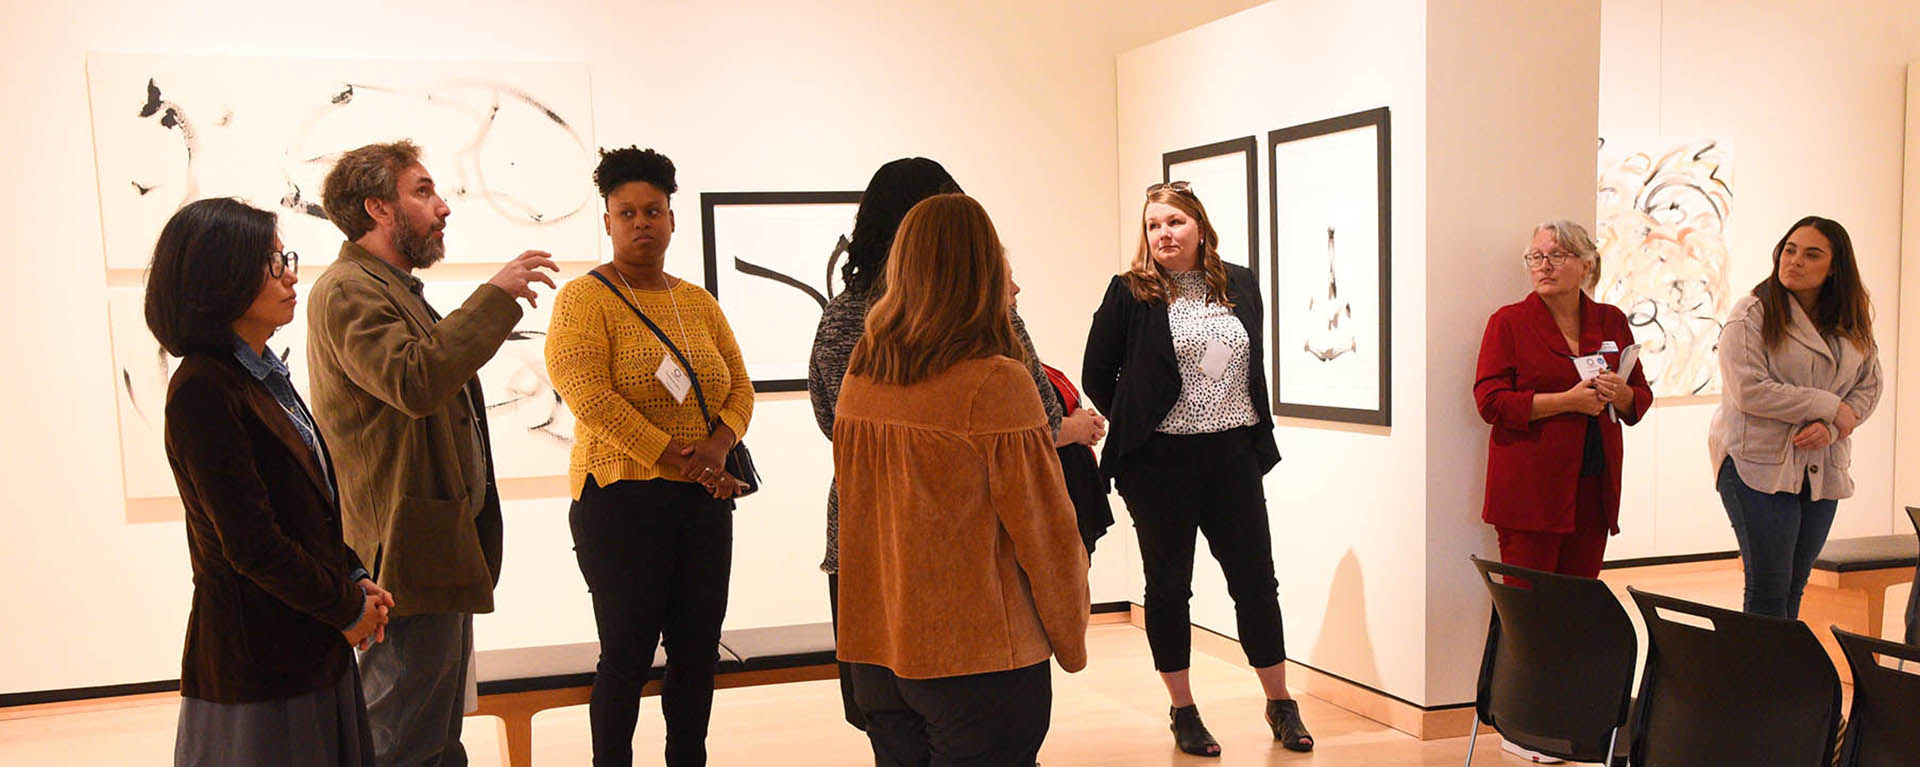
[1831,627,1920,767]
[1465,556,1636,766]
[1905,506,1918,645]
[1627,587,1841,767]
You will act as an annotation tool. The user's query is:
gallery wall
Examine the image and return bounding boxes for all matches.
[1119,0,1604,709]
[0,0,1268,695]
[1598,0,1920,561]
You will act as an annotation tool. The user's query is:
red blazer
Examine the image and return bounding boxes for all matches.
[1474,293,1652,534]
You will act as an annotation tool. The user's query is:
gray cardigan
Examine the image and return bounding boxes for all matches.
[1708,295,1882,500]
[806,287,1063,573]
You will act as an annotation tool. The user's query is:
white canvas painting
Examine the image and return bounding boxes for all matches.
[1595,139,1732,397]
[108,284,312,503]
[702,194,859,391]
[421,283,573,481]
[1273,125,1382,414]
[1167,151,1254,272]
[86,53,598,273]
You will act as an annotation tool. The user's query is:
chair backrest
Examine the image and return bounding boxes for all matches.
[1627,587,1841,767]
[1905,506,1918,645]
[1831,627,1920,767]
[1470,556,1637,762]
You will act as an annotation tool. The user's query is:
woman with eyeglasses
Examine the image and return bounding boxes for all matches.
[1474,221,1650,586]
[1083,181,1310,757]
[151,198,392,767]
[1709,216,1880,620]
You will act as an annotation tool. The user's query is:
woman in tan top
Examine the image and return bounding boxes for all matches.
[833,193,1089,765]
[1709,215,1880,619]
[545,147,753,767]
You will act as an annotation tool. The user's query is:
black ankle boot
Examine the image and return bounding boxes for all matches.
[1169,705,1221,757]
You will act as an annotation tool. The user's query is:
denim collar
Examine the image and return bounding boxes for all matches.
[231,333,290,382]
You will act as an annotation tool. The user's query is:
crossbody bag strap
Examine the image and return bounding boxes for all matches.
[588,271,715,427]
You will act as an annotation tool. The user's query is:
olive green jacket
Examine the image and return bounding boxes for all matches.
[305,242,520,616]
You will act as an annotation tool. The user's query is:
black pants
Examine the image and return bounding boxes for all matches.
[570,477,733,767]
[827,573,866,731]
[850,661,1051,766]
[1117,427,1286,672]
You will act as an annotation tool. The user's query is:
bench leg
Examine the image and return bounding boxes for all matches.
[500,712,532,767]
[1865,587,1886,639]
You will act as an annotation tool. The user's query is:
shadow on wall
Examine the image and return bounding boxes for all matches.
[1308,548,1381,688]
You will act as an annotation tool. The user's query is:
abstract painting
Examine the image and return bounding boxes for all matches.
[1269,108,1391,427]
[700,192,861,392]
[86,53,598,273]
[1594,139,1732,396]
[422,283,573,481]
[1163,136,1258,277]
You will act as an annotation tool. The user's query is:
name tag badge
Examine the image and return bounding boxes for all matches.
[1200,338,1229,380]
[1599,340,1619,353]
[1571,353,1608,381]
[657,355,691,404]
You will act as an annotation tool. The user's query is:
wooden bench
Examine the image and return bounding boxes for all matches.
[1805,532,1916,682]
[471,622,838,767]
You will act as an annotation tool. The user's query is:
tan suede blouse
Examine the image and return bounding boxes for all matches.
[832,355,1090,679]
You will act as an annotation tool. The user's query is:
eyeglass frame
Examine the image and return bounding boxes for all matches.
[269,250,299,279]
[1521,249,1579,270]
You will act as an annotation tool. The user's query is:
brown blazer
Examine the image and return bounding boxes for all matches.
[306,243,520,616]
[833,356,1090,679]
[166,352,366,703]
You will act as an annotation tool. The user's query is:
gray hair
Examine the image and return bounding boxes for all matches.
[1530,219,1601,292]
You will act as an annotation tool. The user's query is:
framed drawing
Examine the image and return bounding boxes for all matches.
[1269,107,1391,426]
[700,191,861,392]
[1162,136,1259,278]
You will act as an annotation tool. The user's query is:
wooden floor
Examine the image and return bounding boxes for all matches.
[1,561,1902,766]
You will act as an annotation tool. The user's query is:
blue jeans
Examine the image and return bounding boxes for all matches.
[1716,459,1839,619]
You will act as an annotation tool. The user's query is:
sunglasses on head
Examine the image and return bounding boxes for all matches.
[1144,180,1192,196]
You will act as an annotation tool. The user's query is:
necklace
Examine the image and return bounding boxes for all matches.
[612,266,694,350]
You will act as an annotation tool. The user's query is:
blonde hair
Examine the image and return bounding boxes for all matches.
[1125,185,1233,306]
[846,194,1027,385]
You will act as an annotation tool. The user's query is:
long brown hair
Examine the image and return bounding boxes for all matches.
[846,194,1027,386]
[1752,216,1874,352]
[1125,185,1233,306]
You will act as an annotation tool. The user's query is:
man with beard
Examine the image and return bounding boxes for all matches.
[307,140,556,767]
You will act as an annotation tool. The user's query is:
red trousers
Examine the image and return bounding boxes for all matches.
[1496,474,1610,578]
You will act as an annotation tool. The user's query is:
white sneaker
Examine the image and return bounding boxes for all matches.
[1501,738,1565,763]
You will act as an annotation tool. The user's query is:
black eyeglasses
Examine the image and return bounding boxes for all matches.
[1145,180,1193,196]
[269,250,299,278]
[1521,250,1576,270]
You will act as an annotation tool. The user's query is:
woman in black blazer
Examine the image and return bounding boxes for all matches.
[148,198,392,767]
[1083,181,1309,757]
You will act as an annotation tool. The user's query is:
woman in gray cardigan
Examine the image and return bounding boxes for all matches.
[1709,215,1881,619]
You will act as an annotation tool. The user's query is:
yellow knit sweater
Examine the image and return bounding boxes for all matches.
[545,273,754,499]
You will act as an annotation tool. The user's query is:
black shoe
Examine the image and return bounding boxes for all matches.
[1170,705,1221,757]
[1266,698,1314,752]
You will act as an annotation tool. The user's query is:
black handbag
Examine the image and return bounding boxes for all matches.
[589,272,760,496]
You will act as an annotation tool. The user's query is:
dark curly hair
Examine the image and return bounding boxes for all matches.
[145,198,278,357]
[842,158,961,295]
[593,145,677,198]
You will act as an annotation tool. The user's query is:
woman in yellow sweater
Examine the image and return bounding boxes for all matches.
[834,193,1089,764]
[545,146,753,767]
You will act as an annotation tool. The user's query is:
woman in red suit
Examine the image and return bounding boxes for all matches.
[1474,220,1652,579]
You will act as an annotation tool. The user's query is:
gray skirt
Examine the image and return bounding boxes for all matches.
[174,662,374,767]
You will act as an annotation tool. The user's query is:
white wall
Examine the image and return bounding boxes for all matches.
[1423,0,1602,704]
[1599,0,1920,560]
[1119,0,1601,708]
[1118,0,1432,706]
[1902,62,1920,518]
[0,0,1266,695]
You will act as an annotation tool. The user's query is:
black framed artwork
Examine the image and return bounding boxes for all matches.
[1268,107,1391,426]
[700,191,862,392]
[1162,136,1259,280]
